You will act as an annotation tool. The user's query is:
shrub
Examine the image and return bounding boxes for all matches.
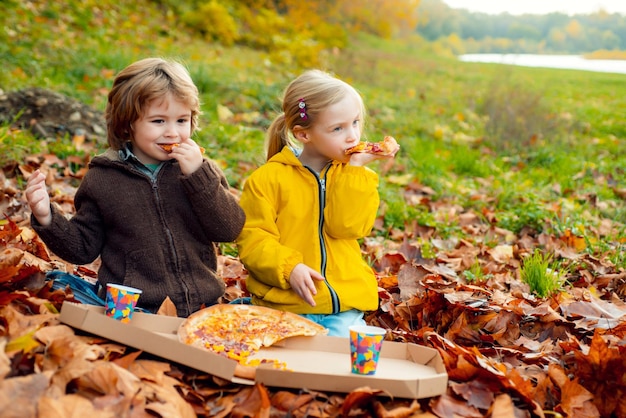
[478,73,561,154]
[237,8,288,50]
[181,1,239,46]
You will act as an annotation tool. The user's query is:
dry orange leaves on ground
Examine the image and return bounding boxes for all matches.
[1,152,626,418]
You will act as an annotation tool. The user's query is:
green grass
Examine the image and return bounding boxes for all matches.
[463,259,493,284]
[2,1,626,271]
[0,119,43,168]
[520,250,567,297]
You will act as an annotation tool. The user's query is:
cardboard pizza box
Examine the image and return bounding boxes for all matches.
[59,302,240,382]
[59,302,448,399]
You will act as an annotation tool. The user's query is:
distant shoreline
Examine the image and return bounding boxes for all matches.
[458,53,626,74]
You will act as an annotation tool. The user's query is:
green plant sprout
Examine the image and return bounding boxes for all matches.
[520,249,566,297]
[463,259,493,283]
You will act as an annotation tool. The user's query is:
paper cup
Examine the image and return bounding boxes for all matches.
[105,283,142,323]
[349,325,386,375]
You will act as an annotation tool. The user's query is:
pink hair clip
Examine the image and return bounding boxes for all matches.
[298,98,308,120]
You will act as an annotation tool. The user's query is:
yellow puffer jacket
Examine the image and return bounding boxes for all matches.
[236,146,380,314]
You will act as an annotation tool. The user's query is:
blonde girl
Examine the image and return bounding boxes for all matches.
[236,69,398,337]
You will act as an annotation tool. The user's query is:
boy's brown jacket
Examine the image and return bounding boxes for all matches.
[32,149,245,317]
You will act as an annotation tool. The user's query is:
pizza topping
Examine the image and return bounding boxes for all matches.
[158,143,206,154]
[177,304,327,379]
[158,143,179,153]
[345,135,398,156]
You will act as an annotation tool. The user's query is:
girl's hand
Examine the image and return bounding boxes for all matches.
[289,263,326,306]
[24,169,52,226]
[348,152,392,166]
[169,138,204,175]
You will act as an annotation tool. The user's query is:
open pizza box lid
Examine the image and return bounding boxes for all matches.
[59,302,448,399]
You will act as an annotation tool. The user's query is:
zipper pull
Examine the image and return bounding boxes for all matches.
[320,178,326,192]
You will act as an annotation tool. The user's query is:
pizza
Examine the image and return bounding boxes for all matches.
[345,135,398,156]
[158,143,205,154]
[177,304,327,379]
[158,143,179,153]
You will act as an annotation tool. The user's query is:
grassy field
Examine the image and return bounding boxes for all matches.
[2,2,626,272]
[4,4,626,414]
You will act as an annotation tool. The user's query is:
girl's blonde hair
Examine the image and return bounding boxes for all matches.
[265,69,366,161]
[105,57,200,150]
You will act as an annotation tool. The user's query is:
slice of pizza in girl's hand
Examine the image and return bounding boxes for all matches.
[177,304,327,379]
[345,135,399,156]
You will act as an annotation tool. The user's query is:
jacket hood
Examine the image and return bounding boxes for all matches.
[270,146,301,166]
[271,145,342,171]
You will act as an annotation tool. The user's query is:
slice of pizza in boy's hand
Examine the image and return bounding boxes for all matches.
[177,304,327,380]
[158,143,206,154]
[345,135,399,156]
[158,143,180,153]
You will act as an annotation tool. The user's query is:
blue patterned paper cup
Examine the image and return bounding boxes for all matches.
[349,325,386,375]
[105,284,142,323]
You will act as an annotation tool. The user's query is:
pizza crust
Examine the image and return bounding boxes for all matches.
[234,363,256,380]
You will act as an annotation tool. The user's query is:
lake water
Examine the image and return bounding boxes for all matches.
[459,54,626,75]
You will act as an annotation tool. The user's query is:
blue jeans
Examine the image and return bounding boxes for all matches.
[301,310,365,338]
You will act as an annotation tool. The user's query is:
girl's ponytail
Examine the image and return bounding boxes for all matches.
[265,114,292,161]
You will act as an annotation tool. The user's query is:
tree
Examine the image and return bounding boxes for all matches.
[340,0,421,38]
[507,23,541,41]
[414,0,626,54]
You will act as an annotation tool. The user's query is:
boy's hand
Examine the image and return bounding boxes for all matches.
[170,138,204,175]
[25,169,52,226]
[289,263,325,306]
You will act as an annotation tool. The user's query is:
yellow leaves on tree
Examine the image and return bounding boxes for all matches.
[338,0,422,38]
[565,19,584,39]
[272,0,422,43]
[178,0,422,66]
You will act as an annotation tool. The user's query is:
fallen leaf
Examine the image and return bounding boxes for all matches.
[156,296,178,316]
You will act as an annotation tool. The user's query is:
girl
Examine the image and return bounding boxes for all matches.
[236,69,399,337]
[25,57,246,317]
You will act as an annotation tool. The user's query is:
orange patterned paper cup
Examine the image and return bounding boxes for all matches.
[349,325,386,375]
[105,283,142,323]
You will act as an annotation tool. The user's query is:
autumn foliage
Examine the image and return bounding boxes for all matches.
[174,0,421,66]
[1,131,625,417]
[2,0,626,415]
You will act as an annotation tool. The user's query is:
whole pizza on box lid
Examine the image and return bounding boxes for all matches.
[177,304,328,379]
